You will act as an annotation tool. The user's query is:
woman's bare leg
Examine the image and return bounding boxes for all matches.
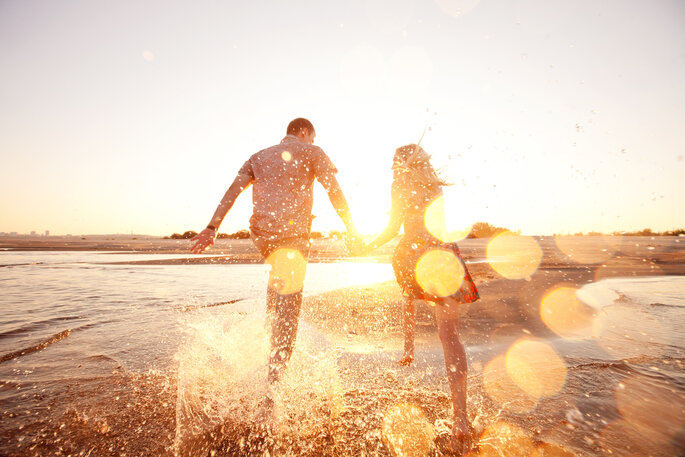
[397,298,417,365]
[435,299,471,455]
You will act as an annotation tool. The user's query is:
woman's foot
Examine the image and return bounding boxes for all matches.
[448,416,472,456]
[396,353,414,366]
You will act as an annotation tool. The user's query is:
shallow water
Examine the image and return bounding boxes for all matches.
[1,251,683,456]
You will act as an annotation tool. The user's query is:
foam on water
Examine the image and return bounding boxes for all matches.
[577,275,685,310]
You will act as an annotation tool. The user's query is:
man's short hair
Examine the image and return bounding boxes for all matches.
[287,118,315,136]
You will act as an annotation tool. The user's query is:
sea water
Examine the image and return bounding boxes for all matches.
[0,251,396,373]
[1,251,683,456]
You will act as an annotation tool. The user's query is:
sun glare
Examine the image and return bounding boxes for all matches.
[487,232,543,280]
[415,249,464,298]
[265,248,307,295]
[381,403,435,457]
[424,195,472,242]
[352,202,392,236]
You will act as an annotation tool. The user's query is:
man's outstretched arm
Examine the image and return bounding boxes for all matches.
[190,173,253,254]
[318,173,362,254]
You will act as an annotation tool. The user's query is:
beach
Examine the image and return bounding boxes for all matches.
[0,235,683,456]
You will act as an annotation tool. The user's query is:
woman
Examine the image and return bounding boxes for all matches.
[363,144,479,455]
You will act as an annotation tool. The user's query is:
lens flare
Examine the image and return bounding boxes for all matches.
[486,232,542,280]
[483,355,538,413]
[540,287,596,340]
[554,235,621,264]
[424,195,472,242]
[505,339,567,399]
[265,248,307,295]
[477,421,535,457]
[281,150,292,162]
[415,249,464,298]
[615,375,685,448]
[381,403,435,457]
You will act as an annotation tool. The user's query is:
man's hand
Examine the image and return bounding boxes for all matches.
[344,232,364,256]
[190,228,216,254]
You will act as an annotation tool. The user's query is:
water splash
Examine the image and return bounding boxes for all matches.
[173,309,342,456]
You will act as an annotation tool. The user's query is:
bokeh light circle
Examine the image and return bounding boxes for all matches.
[424,195,472,242]
[281,150,292,162]
[540,287,596,340]
[415,249,464,298]
[505,339,567,399]
[265,248,307,295]
[381,403,435,457]
[482,355,538,413]
[487,232,543,279]
[477,421,535,457]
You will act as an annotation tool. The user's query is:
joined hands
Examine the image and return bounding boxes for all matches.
[344,232,365,257]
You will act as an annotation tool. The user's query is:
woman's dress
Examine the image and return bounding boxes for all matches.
[391,180,479,304]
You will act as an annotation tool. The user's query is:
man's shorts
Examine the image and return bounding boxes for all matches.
[252,235,311,295]
[251,235,311,259]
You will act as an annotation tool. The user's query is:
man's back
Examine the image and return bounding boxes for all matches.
[239,134,337,241]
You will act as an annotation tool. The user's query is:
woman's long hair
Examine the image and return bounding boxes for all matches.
[392,144,448,190]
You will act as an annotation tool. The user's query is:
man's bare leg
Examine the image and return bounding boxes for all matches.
[397,298,417,365]
[267,289,302,384]
[435,299,471,455]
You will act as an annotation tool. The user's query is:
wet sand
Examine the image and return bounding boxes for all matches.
[1,236,683,456]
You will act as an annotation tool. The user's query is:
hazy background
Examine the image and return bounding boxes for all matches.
[1,0,683,236]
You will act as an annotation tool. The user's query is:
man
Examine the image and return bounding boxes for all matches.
[190,117,360,386]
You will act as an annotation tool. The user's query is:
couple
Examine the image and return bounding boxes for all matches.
[190,117,479,455]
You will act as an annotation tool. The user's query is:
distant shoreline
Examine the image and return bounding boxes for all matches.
[0,236,683,273]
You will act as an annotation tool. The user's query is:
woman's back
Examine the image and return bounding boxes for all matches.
[391,144,447,240]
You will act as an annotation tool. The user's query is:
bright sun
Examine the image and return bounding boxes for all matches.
[353,202,390,236]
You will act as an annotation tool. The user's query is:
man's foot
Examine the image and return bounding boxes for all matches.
[396,353,414,366]
[254,394,275,431]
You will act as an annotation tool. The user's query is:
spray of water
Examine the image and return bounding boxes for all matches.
[173,307,342,456]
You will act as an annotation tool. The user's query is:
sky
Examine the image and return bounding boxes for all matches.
[1,0,684,236]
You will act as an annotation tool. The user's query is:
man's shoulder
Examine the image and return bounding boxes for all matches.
[257,142,327,157]
[306,144,327,157]
[248,143,281,160]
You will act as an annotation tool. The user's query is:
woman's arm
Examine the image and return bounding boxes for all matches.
[364,188,404,252]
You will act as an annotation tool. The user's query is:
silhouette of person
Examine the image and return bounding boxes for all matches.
[190,118,360,390]
[363,144,479,455]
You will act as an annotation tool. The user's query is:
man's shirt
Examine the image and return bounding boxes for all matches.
[238,135,337,241]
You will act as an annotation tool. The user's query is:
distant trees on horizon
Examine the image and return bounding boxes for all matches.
[165,224,684,240]
[560,228,685,237]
